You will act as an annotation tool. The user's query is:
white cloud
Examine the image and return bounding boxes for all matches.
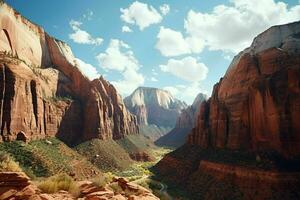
[69,20,103,45]
[120,1,162,30]
[96,39,144,96]
[160,56,208,82]
[156,27,204,57]
[160,4,170,15]
[122,25,133,33]
[96,39,137,71]
[150,77,158,82]
[184,0,300,53]
[75,58,100,80]
[164,83,207,104]
[156,27,191,57]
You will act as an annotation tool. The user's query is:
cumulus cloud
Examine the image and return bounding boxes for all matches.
[156,0,300,56]
[155,27,204,57]
[96,39,144,96]
[75,58,100,80]
[122,25,133,33]
[160,56,208,82]
[156,27,190,56]
[120,1,162,30]
[69,20,103,45]
[184,0,300,53]
[160,4,170,15]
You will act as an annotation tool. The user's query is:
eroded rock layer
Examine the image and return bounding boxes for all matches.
[188,21,300,158]
[0,3,138,144]
[155,21,300,200]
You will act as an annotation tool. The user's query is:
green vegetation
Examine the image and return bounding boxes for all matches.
[75,134,159,173]
[0,138,98,179]
[38,173,79,197]
[45,95,74,102]
[116,134,155,154]
[0,151,22,172]
[75,139,133,172]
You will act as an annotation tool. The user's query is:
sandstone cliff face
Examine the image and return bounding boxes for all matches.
[155,93,206,148]
[124,87,186,140]
[155,21,300,200]
[175,93,207,129]
[188,21,300,158]
[0,3,138,144]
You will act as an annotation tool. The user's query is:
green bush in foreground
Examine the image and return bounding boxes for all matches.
[38,173,79,197]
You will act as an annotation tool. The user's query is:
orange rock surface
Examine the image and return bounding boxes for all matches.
[0,3,138,144]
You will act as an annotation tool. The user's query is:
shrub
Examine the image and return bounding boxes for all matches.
[0,151,22,172]
[109,182,123,194]
[38,173,79,197]
[91,173,113,188]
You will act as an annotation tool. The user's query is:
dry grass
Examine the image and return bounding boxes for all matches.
[92,172,113,188]
[0,151,22,172]
[38,173,80,197]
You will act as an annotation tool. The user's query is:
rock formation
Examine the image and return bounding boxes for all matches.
[0,172,159,200]
[188,21,300,158]
[154,21,300,200]
[124,87,186,140]
[156,93,206,147]
[0,2,138,144]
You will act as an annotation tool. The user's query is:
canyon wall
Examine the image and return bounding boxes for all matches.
[188,21,300,158]
[0,3,138,144]
[155,21,300,200]
[124,87,186,140]
[155,93,206,147]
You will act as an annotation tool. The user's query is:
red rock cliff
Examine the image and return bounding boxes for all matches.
[0,3,138,144]
[188,21,300,158]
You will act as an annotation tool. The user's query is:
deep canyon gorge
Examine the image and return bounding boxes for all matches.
[0,1,300,200]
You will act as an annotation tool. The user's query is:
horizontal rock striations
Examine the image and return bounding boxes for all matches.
[188,21,300,158]
[155,21,300,200]
[0,3,138,144]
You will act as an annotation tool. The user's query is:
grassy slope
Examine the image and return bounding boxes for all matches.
[75,138,133,173]
[75,134,157,173]
[139,125,172,141]
[0,138,100,180]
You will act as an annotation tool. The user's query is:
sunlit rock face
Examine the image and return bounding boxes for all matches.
[155,21,300,200]
[0,2,138,144]
[124,87,187,140]
[188,21,300,158]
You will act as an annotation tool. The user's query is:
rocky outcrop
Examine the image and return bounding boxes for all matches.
[124,87,186,140]
[0,172,159,200]
[156,93,206,147]
[155,21,300,200]
[0,3,138,144]
[188,21,300,158]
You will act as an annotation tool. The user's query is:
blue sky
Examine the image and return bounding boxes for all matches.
[6,0,300,104]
